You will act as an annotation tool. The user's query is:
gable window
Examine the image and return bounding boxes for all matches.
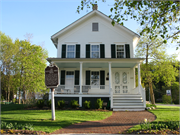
[67,45,75,58]
[92,23,98,31]
[91,45,99,58]
[117,45,125,58]
[91,71,99,87]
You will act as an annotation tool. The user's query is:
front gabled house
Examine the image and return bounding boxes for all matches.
[47,5,146,111]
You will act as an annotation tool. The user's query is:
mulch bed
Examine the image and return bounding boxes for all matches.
[25,106,111,111]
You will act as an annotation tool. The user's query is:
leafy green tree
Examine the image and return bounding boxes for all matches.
[136,32,179,104]
[0,31,48,104]
[0,32,18,102]
[78,0,180,47]
[14,39,48,104]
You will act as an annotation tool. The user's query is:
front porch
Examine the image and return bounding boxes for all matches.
[47,58,146,110]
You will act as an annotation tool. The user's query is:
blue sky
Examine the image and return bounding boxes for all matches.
[1,0,179,61]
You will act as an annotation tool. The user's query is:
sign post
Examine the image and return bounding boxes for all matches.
[45,63,59,121]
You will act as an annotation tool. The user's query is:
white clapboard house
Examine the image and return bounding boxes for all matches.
[47,5,146,111]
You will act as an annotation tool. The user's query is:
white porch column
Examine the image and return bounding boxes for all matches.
[138,63,141,94]
[79,96,82,107]
[109,62,113,109]
[79,62,83,94]
[109,62,112,89]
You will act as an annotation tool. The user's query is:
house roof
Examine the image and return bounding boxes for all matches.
[51,10,140,48]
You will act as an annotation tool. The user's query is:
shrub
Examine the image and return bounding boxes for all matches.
[140,121,179,131]
[162,95,171,104]
[36,99,44,109]
[83,100,91,109]
[71,100,79,108]
[57,100,65,109]
[1,121,33,130]
[95,98,103,109]
[146,104,156,108]
[47,99,51,108]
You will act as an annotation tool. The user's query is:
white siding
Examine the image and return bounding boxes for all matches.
[56,15,134,58]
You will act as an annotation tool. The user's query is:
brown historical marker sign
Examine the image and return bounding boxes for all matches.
[45,65,59,88]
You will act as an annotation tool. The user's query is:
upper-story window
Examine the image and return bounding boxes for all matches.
[67,45,75,58]
[62,44,80,58]
[92,23,98,31]
[111,44,130,58]
[116,45,125,58]
[91,45,99,58]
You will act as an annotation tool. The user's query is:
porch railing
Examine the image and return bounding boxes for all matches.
[54,85,110,94]
[55,85,80,94]
[82,85,109,94]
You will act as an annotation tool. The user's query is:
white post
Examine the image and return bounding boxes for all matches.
[109,62,113,109]
[79,62,83,94]
[138,63,141,94]
[79,96,82,107]
[51,88,55,121]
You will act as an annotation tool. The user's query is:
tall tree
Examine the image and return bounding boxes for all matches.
[78,0,180,48]
[0,32,18,102]
[136,32,179,104]
[14,39,48,104]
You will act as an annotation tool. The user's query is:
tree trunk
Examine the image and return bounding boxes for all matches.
[149,81,155,104]
[22,89,26,104]
[7,86,10,102]
[18,89,21,104]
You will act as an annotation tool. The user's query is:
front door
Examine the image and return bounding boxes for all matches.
[65,71,74,93]
[112,71,129,94]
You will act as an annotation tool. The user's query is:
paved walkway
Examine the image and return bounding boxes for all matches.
[52,111,156,134]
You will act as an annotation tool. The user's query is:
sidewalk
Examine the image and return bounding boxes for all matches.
[51,111,156,134]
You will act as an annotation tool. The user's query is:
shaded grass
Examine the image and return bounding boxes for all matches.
[1,104,112,133]
[129,105,180,131]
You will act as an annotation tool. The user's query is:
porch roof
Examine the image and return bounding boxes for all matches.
[47,58,145,68]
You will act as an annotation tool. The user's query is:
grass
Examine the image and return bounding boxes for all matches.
[129,105,180,131]
[1,104,112,133]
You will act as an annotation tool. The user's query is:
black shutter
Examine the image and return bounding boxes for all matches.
[86,44,90,58]
[62,44,66,58]
[100,44,105,58]
[125,44,130,58]
[111,44,116,58]
[86,70,90,85]
[100,71,105,85]
[60,70,65,85]
[76,44,80,58]
[75,70,79,85]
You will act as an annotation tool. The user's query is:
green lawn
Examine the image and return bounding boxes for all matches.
[1,104,112,133]
[129,105,180,131]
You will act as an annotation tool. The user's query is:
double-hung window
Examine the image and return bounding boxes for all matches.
[91,71,99,87]
[116,45,125,58]
[67,45,75,58]
[91,45,99,58]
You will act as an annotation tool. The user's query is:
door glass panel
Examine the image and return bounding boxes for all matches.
[123,72,127,84]
[115,72,120,84]
[115,86,120,93]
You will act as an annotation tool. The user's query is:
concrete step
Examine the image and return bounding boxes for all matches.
[113,108,145,111]
[113,103,144,106]
[113,106,145,109]
[113,94,142,98]
[113,99,143,103]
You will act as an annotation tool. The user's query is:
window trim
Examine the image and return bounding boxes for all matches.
[92,22,99,31]
[66,45,76,58]
[91,45,100,58]
[116,45,126,58]
[90,71,100,86]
